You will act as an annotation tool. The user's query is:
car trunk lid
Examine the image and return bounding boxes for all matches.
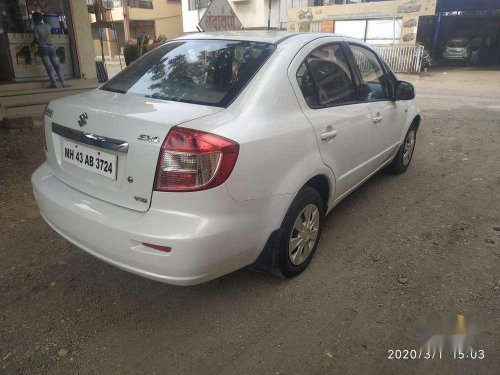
[45,89,223,211]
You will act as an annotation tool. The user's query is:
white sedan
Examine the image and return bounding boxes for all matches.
[32,31,420,285]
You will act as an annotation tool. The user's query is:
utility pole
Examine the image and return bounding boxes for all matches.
[123,0,131,42]
[267,0,271,30]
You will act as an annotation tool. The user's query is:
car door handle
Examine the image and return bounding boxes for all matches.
[373,111,383,124]
[320,130,338,141]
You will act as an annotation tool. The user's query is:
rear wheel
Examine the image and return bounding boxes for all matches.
[388,123,417,174]
[276,187,324,278]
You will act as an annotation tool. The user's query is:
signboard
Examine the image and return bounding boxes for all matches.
[7,33,73,81]
[288,0,437,23]
[320,20,334,33]
[287,0,437,45]
[400,15,418,44]
[199,0,242,32]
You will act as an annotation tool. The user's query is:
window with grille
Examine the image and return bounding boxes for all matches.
[129,0,154,9]
[335,18,402,45]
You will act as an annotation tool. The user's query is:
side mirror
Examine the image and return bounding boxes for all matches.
[395,81,415,101]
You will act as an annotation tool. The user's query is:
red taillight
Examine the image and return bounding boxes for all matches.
[142,243,172,252]
[154,127,239,192]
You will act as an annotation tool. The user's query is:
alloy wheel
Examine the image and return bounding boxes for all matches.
[288,204,320,266]
[403,130,416,166]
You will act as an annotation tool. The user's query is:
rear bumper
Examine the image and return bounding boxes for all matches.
[32,162,292,285]
[442,54,470,60]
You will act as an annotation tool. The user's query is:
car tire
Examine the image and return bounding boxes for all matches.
[276,187,324,278]
[388,123,417,174]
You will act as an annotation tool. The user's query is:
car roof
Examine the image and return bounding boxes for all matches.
[176,31,298,44]
[176,30,305,44]
[175,31,370,47]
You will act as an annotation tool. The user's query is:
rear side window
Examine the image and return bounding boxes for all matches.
[296,43,357,108]
[349,45,389,101]
[101,40,276,107]
[446,40,468,48]
[296,63,318,108]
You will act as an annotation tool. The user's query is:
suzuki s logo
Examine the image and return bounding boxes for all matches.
[78,113,88,127]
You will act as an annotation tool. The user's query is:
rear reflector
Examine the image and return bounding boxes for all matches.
[154,127,239,192]
[142,243,172,253]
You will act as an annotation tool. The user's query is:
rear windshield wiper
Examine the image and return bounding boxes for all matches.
[101,87,126,94]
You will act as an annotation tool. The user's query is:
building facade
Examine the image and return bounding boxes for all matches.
[286,0,500,65]
[0,0,96,82]
[287,0,437,45]
[92,0,183,57]
[0,0,101,121]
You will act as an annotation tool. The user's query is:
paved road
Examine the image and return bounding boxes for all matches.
[1,68,499,374]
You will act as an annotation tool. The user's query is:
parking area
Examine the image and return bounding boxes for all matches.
[1,68,500,374]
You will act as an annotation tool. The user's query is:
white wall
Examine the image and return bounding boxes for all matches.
[278,0,308,29]
[181,0,204,32]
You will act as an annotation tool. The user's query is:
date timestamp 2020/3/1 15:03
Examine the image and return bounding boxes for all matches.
[388,349,485,360]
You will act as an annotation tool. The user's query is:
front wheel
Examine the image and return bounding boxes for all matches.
[276,187,324,278]
[388,123,417,174]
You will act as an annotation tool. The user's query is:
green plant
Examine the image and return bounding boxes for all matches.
[123,41,138,66]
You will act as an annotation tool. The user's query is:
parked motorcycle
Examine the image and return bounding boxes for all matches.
[421,49,433,72]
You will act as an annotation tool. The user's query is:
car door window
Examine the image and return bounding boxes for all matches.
[382,61,397,98]
[296,62,318,108]
[349,45,389,102]
[296,43,357,108]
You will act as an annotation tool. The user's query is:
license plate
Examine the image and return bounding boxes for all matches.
[63,140,117,180]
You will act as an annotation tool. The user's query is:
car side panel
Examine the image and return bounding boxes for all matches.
[404,99,421,134]
[286,37,376,201]
[180,41,336,206]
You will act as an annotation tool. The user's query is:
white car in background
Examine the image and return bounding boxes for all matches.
[32,32,420,285]
[442,38,472,63]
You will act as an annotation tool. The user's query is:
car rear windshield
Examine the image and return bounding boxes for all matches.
[101,40,276,107]
[446,40,468,48]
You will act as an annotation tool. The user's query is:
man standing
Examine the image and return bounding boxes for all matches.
[31,12,69,88]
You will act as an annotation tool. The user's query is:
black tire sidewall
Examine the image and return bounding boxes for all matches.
[277,187,324,278]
